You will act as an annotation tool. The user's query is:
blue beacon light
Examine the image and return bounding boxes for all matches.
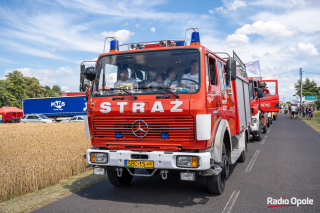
[110,40,119,51]
[191,32,200,43]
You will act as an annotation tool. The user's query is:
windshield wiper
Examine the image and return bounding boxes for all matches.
[158,87,180,99]
[139,86,180,99]
[109,88,138,99]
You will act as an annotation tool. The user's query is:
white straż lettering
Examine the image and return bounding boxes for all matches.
[170,100,183,112]
[117,102,128,113]
[133,102,145,113]
[100,102,111,113]
[151,101,164,112]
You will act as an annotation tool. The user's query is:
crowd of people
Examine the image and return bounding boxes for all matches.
[282,104,314,120]
[114,60,199,90]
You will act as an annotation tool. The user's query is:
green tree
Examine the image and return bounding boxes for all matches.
[0,80,16,107]
[52,85,62,96]
[43,85,55,97]
[4,71,27,108]
[294,78,320,108]
[24,77,45,98]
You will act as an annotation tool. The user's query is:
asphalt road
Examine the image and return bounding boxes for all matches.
[32,113,320,213]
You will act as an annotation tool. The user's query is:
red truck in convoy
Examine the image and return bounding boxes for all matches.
[81,28,252,194]
[248,77,279,141]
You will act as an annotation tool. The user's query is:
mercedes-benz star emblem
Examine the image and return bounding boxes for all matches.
[132,120,148,138]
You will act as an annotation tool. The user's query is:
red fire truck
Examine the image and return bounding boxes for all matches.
[81,28,252,194]
[248,77,279,141]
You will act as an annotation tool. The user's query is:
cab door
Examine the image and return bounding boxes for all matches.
[259,80,279,112]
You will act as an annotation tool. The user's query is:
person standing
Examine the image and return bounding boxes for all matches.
[299,106,303,120]
[305,106,309,119]
[289,104,292,119]
[291,104,297,120]
[309,107,313,120]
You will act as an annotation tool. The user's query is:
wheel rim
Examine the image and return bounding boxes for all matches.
[221,155,229,184]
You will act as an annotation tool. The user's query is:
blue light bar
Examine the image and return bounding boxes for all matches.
[176,41,186,46]
[110,40,119,50]
[161,132,169,139]
[191,32,200,43]
[115,132,122,138]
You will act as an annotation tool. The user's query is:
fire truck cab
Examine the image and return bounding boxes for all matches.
[81,29,252,194]
[248,77,279,141]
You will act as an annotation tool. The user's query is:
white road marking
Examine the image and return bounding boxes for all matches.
[222,190,240,213]
[245,150,260,172]
[261,135,267,145]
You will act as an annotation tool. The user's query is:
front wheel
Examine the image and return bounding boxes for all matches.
[107,168,134,187]
[207,144,229,194]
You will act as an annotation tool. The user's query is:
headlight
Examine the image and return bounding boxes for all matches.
[91,153,108,164]
[177,156,199,168]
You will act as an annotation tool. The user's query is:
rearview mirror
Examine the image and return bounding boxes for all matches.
[257,88,264,98]
[227,59,237,81]
[258,82,266,88]
[79,65,85,92]
[84,67,96,81]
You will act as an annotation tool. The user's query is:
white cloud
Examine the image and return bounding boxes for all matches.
[226,33,249,45]
[208,9,214,14]
[151,27,156,32]
[252,9,320,34]
[228,0,247,11]
[288,42,319,56]
[61,86,70,91]
[56,67,74,74]
[101,29,134,43]
[234,21,299,41]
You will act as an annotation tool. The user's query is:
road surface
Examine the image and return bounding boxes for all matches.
[32,113,320,213]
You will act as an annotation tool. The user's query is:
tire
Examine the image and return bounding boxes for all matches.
[253,119,262,141]
[207,144,229,194]
[262,122,267,133]
[267,117,270,127]
[107,168,134,187]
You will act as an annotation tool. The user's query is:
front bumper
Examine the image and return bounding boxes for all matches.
[86,148,212,171]
[250,113,260,132]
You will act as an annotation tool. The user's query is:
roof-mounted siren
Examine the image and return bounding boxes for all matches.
[185,28,200,46]
[103,37,119,53]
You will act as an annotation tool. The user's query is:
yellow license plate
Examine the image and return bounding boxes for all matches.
[125,160,154,168]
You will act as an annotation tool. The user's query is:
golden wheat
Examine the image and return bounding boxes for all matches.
[0,122,92,202]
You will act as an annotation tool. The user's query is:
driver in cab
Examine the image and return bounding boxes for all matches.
[114,68,138,89]
[181,59,199,89]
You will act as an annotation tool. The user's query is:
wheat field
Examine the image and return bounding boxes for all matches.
[0,122,92,202]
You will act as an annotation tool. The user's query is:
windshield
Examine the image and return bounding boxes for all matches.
[39,115,48,119]
[93,49,200,96]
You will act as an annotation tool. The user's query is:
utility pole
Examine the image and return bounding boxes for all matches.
[300,68,303,107]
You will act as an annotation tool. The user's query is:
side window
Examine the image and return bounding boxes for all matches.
[22,116,26,119]
[205,54,209,93]
[34,116,39,119]
[70,117,77,121]
[78,117,84,120]
[27,116,32,119]
[209,57,217,85]
[218,61,225,91]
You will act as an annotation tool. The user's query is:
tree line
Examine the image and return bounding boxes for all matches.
[0,70,62,108]
[294,78,320,107]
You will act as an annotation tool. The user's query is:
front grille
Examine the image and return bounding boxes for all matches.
[92,115,194,142]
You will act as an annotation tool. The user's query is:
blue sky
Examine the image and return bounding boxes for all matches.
[0,0,320,102]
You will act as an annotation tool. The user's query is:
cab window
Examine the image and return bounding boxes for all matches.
[218,61,225,91]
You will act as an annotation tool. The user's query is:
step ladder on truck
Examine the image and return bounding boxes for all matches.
[80,28,253,194]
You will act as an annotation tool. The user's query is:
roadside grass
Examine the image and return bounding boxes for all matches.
[302,111,320,134]
[0,170,107,213]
